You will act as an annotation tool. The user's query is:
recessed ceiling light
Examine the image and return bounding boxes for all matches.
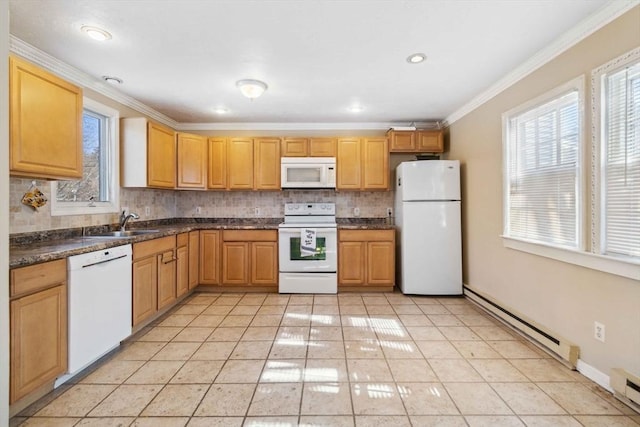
[349,105,364,113]
[214,107,228,114]
[81,25,112,41]
[406,53,427,64]
[236,79,268,99]
[102,75,123,84]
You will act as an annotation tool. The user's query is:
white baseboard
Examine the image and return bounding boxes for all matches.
[577,359,612,392]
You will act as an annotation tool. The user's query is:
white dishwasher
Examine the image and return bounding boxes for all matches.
[57,244,132,386]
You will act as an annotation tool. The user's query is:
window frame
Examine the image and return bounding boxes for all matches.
[502,76,585,251]
[50,97,120,216]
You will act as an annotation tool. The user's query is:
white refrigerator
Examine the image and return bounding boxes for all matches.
[394,160,462,295]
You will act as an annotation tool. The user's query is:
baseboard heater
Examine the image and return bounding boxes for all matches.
[611,369,640,411]
[464,285,579,368]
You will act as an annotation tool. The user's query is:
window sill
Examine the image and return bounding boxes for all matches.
[502,236,639,281]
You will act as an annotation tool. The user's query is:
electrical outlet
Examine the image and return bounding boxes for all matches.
[254,207,261,216]
[195,206,202,214]
[387,207,393,217]
[594,321,605,342]
[353,207,360,217]
[145,206,151,216]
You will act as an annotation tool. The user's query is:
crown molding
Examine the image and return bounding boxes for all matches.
[9,35,179,129]
[176,121,440,131]
[444,0,640,127]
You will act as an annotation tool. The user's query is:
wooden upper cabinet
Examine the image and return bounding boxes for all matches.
[177,132,206,189]
[362,138,389,190]
[147,122,177,188]
[207,137,227,189]
[337,138,362,190]
[281,138,308,157]
[309,138,337,157]
[281,138,336,158]
[417,130,444,152]
[227,138,254,190]
[387,129,444,153]
[9,56,83,180]
[254,138,281,190]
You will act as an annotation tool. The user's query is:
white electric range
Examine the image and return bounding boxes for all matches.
[278,203,337,294]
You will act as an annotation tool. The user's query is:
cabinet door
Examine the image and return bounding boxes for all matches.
[176,245,189,298]
[132,256,158,326]
[157,251,177,310]
[338,241,366,285]
[147,121,176,188]
[9,56,83,179]
[254,138,281,190]
[388,131,416,152]
[281,138,308,157]
[417,131,444,153]
[337,138,362,190]
[177,132,207,189]
[199,230,220,285]
[208,137,227,189]
[367,241,395,285]
[227,138,254,190]
[188,231,200,290]
[222,242,249,285]
[10,285,67,403]
[251,242,278,285]
[362,138,389,190]
[309,138,337,157]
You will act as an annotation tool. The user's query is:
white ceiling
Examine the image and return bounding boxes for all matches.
[9,0,616,127]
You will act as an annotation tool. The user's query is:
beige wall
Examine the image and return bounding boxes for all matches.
[447,7,640,377]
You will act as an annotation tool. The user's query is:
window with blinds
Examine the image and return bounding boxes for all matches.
[505,86,581,249]
[601,60,640,259]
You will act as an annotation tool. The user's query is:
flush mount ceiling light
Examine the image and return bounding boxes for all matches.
[236,79,268,99]
[406,53,427,64]
[349,105,364,113]
[214,107,228,114]
[102,75,123,84]
[81,25,112,41]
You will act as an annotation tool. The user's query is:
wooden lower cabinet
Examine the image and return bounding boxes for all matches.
[222,242,250,284]
[132,236,177,327]
[188,231,200,290]
[199,230,220,285]
[176,233,189,298]
[338,229,395,291]
[251,241,278,284]
[9,259,67,404]
[221,230,278,288]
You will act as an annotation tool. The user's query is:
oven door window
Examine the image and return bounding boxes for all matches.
[289,237,326,261]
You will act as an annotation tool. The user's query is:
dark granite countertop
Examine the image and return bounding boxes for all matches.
[10,217,395,268]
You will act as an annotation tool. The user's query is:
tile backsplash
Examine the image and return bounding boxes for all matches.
[9,177,393,234]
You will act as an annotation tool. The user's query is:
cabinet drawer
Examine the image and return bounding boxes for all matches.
[176,232,189,247]
[133,235,176,260]
[10,259,66,298]
[222,230,277,242]
[339,229,395,242]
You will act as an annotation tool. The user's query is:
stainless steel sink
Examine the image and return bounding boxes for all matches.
[87,230,160,238]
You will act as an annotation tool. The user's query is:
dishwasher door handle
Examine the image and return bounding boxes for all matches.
[81,254,129,268]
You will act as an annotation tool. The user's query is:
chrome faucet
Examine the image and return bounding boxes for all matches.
[120,210,140,231]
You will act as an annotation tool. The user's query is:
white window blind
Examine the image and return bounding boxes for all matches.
[602,61,640,258]
[506,90,580,248]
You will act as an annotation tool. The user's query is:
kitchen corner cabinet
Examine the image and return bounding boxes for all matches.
[132,235,177,327]
[337,138,389,190]
[208,137,227,189]
[176,233,189,298]
[9,56,83,180]
[188,231,200,290]
[199,230,221,285]
[338,229,395,291]
[10,259,67,404]
[254,138,281,190]
[177,133,207,189]
[227,138,254,190]
[121,118,177,188]
[387,129,444,153]
[222,230,278,287]
[281,138,336,157]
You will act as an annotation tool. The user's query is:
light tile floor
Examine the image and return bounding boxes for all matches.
[11,292,640,427]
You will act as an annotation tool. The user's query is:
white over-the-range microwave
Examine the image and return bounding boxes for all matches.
[281,157,336,189]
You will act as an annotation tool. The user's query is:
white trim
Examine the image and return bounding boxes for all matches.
[503,236,640,281]
[577,359,613,392]
[445,0,639,126]
[176,121,438,132]
[51,97,121,216]
[9,36,179,129]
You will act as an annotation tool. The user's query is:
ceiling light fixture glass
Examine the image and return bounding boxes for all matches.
[236,79,268,99]
[349,105,364,113]
[406,53,427,64]
[81,25,112,41]
[214,107,228,114]
[102,76,123,84]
